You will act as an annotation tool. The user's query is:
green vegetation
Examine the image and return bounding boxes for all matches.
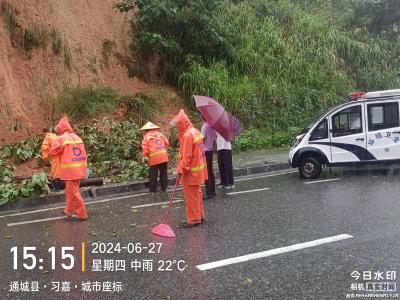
[115,0,400,141]
[102,39,116,67]
[1,137,41,163]
[54,85,157,124]
[0,1,69,56]
[0,173,50,206]
[0,142,49,205]
[76,118,148,182]
[50,29,62,54]
[63,39,72,68]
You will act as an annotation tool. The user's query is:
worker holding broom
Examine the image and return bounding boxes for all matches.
[171,109,208,227]
[49,116,88,221]
[140,122,169,193]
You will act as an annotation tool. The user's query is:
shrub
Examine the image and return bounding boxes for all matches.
[234,127,292,152]
[54,85,157,123]
[76,118,147,180]
[22,23,48,51]
[55,85,119,120]
[0,137,41,163]
[0,173,50,206]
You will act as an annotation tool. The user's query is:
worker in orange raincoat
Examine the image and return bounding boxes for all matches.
[141,122,170,193]
[49,117,88,220]
[41,128,62,192]
[171,109,208,227]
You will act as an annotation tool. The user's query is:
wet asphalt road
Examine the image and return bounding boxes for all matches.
[1,167,400,300]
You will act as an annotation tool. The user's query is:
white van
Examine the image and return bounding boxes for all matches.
[289,89,400,179]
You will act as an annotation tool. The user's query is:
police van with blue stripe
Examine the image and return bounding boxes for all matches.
[289,89,400,179]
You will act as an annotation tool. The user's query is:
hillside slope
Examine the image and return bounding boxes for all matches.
[0,0,182,145]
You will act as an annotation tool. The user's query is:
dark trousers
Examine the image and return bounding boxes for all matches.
[217,149,234,186]
[51,178,64,192]
[205,151,216,196]
[149,162,168,192]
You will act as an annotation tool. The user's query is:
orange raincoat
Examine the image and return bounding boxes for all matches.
[141,129,169,166]
[41,132,60,179]
[171,109,208,224]
[49,117,88,219]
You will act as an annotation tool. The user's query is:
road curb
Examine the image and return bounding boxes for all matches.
[0,162,290,212]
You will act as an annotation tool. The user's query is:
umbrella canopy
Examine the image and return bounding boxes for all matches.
[194,95,234,142]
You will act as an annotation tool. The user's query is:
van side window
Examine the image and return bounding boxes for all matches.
[310,119,328,141]
[332,105,362,137]
[367,102,399,131]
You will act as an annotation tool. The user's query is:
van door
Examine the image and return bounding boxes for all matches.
[366,100,400,160]
[330,104,370,163]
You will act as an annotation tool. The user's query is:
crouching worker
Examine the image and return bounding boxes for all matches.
[41,128,62,192]
[171,110,208,227]
[49,116,88,221]
[140,122,169,193]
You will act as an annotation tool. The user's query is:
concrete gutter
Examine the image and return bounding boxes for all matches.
[0,162,291,212]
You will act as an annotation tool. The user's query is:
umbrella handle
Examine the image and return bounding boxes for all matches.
[164,176,179,223]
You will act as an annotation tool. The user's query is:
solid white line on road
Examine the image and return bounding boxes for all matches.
[225,187,270,195]
[0,188,183,219]
[196,234,353,271]
[6,200,184,227]
[0,171,293,219]
[304,178,340,185]
[233,170,297,183]
[7,216,67,227]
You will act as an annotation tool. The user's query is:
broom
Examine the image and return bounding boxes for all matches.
[151,177,179,238]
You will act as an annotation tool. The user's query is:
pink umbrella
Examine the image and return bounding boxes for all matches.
[194,95,234,142]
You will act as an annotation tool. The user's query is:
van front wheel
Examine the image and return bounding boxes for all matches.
[299,157,321,179]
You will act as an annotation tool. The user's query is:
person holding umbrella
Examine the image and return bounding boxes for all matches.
[194,95,236,189]
[171,109,207,227]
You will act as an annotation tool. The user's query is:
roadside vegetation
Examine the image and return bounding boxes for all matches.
[0,86,163,205]
[115,0,400,146]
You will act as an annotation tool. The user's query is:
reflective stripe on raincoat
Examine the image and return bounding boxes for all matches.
[49,117,87,181]
[171,109,208,185]
[141,130,169,166]
[41,132,60,179]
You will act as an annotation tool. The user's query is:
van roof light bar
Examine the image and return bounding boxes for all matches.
[347,92,366,101]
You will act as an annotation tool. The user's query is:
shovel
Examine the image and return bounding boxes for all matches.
[151,177,179,238]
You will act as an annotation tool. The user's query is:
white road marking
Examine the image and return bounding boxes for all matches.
[234,170,296,182]
[0,170,292,219]
[225,187,270,195]
[196,234,353,271]
[0,188,183,219]
[304,178,340,185]
[6,200,184,227]
[7,216,67,227]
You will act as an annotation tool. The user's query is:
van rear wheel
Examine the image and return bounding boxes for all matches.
[299,157,321,179]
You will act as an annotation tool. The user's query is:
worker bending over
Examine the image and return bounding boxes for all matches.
[141,122,169,193]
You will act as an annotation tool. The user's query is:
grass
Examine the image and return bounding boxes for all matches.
[0,2,69,56]
[23,23,48,51]
[63,39,72,68]
[0,1,18,39]
[88,54,97,74]
[102,39,116,67]
[54,85,158,123]
[50,29,62,54]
